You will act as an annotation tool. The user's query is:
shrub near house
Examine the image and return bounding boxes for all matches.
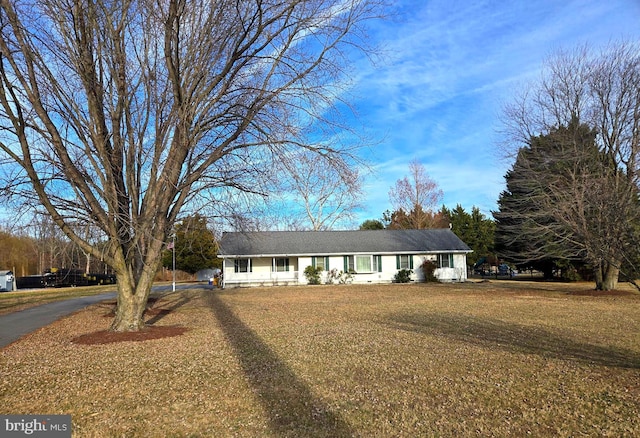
[303,266,323,285]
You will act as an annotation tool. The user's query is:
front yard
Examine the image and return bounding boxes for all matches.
[1,281,639,436]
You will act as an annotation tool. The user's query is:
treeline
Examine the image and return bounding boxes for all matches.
[0,214,221,280]
[0,225,111,277]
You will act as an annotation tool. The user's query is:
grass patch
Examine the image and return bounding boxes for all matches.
[1,281,639,436]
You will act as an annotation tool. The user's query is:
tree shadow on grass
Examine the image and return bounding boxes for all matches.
[386,312,640,369]
[144,292,193,325]
[207,293,353,438]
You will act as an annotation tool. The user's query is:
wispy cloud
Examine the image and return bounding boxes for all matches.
[351,0,640,224]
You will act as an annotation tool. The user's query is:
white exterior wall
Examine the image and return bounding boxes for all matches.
[298,256,312,284]
[448,253,469,282]
[222,257,299,287]
[223,252,467,287]
[298,255,398,284]
[413,254,468,282]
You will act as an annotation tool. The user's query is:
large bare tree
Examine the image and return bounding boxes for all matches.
[500,41,640,290]
[387,159,444,229]
[273,149,363,230]
[0,0,380,330]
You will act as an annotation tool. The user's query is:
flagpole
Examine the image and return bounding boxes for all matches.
[172,233,176,292]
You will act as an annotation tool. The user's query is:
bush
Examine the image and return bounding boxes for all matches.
[421,260,438,282]
[326,268,353,284]
[394,268,413,283]
[303,265,323,285]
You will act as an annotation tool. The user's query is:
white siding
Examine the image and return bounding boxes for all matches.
[223,252,468,287]
[223,257,299,287]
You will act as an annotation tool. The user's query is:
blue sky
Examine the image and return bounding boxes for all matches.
[350,0,640,224]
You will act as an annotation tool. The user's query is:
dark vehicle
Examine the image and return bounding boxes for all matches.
[22,269,117,288]
[15,275,46,289]
[43,269,117,287]
[473,258,515,278]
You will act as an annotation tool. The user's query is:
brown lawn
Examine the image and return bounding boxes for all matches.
[1,281,639,437]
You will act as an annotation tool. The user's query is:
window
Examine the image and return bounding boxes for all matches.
[234,258,251,273]
[344,256,355,273]
[273,258,290,272]
[396,255,413,270]
[372,255,381,272]
[356,255,372,272]
[344,255,381,273]
[312,256,330,270]
[437,254,454,268]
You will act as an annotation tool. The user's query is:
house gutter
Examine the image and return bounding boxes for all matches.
[218,250,473,258]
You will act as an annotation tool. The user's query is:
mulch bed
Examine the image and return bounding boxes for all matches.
[75,297,188,344]
[72,325,188,345]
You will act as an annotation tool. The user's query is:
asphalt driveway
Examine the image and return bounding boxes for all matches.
[0,292,116,348]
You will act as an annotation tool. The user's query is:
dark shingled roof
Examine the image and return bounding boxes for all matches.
[218,229,471,257]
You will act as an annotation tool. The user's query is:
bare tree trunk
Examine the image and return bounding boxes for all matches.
[112,283,149,332]
[595,261,620,291]
[594,263,604,290]
[84,252,91,275]
[109,246,162,332]
[602,263,620,291]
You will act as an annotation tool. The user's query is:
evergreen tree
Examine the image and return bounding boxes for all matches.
[163,214,220,274]
[441,205,495,267]
[493,119,639,287]
[359,219,385,230]
[499,42,640,290]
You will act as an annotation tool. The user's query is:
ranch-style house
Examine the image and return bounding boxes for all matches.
[218,229,471,288]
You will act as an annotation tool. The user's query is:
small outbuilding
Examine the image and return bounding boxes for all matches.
[0,270,17,292]
[218,228,471,288]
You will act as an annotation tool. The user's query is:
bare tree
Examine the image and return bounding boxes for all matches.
[499,41,640,290]
[28,213,68,274]
[274,149,363,230]
[550,152,639,289]
[388,159,444,229]
[0,0,381,330]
